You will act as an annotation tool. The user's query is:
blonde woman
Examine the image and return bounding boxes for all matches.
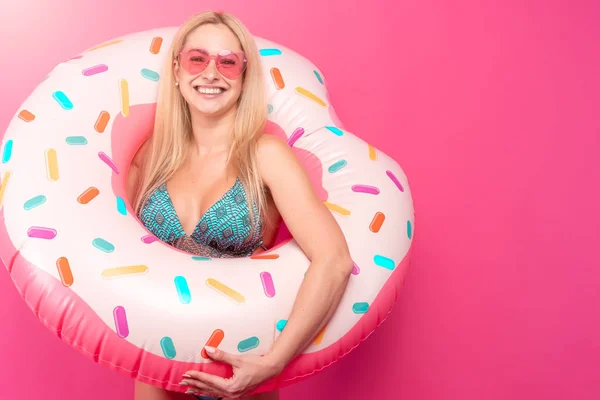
[127,11,353,400]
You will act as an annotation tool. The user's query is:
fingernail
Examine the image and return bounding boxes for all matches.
[182,374,192,378]
[204,345,216,354]
[179,381,189,386]
[185,390,197,395]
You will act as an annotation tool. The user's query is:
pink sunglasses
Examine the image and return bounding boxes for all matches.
[178,48,247,80]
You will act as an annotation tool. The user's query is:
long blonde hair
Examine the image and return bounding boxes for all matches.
[133,11,268,229]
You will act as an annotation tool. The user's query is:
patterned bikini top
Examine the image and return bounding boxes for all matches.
[139,178,263,258]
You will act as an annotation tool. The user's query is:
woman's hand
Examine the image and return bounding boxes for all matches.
[180,346,283,399]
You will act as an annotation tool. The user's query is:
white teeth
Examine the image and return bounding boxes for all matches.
[196,87,224,94]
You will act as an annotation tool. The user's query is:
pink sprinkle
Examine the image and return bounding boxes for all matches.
[351,185,380,195]
[352,262,360,275]
[82,64,108,76]
[386,170,404,192]
[141,234,158,244]
[113,306,129,338]
[27,226,57,240]
[98,152,119,173]
[287,127,305,147]
[260,272,276,298]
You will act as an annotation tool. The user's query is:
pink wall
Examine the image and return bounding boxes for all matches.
[1,0,599,399]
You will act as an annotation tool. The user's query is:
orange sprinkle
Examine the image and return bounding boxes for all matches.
[94,111,110,133]
[56,257,74,287]
[202,329,225,359]
[150,37,163,54]
[368,144,377,161]
[77,187,99,204]
[251,253,279,260]
[369,212,385,233]
[18,110,35,122]
[270,68,285,90]
[313,325,327,346]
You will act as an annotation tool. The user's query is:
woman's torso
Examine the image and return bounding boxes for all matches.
[133,146,280,258]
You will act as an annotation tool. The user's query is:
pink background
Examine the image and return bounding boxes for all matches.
[1,0,599,399]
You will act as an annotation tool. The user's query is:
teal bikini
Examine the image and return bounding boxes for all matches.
[139,178,263,258]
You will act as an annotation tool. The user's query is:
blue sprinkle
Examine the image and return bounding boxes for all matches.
[65,136,88,145]
[374,255,395,270]
[267,104,274,114]
[116,196,127,215]
[276,320,288,332]
[24,195,46,210]
[2,139,13,163]
[314,70,324,84]
[325,126,343,136]
[93,238,115,253]
[352,302,370,314]
[407,220,413,239]
[160,336,177,359]
[52,91,73,110]
[328,160,347,173]
[192,256,211,261]
[174,276,191,304]
[141,68,160,82]
[238,336,260,353]
[260,48,282,56]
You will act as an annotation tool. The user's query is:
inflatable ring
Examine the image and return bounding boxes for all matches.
[0,27,414,393]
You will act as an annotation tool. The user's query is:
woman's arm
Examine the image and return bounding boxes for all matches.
[180,134,354,398]
[257,134,354,372]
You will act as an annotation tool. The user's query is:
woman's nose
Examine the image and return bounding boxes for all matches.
[201,59,219,80]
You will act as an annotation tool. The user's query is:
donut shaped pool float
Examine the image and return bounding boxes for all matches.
[0,27,414,393]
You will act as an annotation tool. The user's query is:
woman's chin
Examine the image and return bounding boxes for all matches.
[191,106,226,118]
[190,101,236,118]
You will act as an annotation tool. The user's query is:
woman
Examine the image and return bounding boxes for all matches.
[127,11,354,400]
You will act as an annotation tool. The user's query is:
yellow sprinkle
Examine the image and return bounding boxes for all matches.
[323,201,351,216]
[0,171,11,209]
[89,39,123,51]
[295,87,327,107]
[313,325,327,346]
[206,278,245,304]
[45,148,59,181]
[119,78,129,117]
[101,265,149,279]
[368,144,377,161]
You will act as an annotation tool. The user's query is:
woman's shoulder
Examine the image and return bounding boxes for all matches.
[256,133,303,181]
[256,133,288,157]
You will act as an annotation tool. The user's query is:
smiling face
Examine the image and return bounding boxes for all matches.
[175,23,246,118]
